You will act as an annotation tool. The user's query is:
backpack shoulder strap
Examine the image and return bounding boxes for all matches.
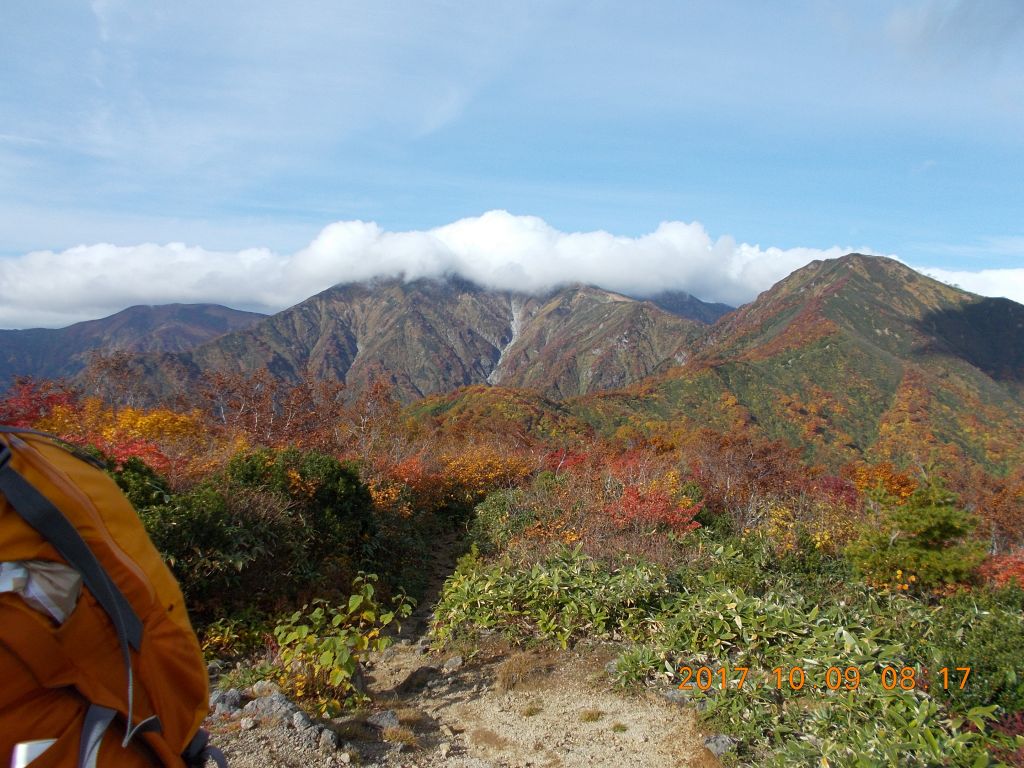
[0,438,160,758]
[0,440,143,650]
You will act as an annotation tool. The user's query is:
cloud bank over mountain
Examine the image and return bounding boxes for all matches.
[920,266,1024,304]
[0,211,1019,328]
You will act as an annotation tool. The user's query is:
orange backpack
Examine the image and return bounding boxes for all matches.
[0,428,223,767]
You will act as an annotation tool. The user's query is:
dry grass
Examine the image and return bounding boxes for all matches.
[521,703,543,717]
[611,722,627,733]
[395,706,432,729]
[382,725,421,750]
[579,708,604,722]
[470,727,510,750]
[333,715,376,741]
[495,651,553,692]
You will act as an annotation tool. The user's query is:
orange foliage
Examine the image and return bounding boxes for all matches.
[365,438,535,520]
[848,461,918,503]
[35,398,207,476]
[872,369,960,468]
[442,447,533,505]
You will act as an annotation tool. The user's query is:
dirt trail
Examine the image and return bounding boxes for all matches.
[209,535,722,767]
[358,640,720,768]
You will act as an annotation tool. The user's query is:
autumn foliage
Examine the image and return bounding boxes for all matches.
[0,377,78,427]
[978,550,1024,590]
[0,365,1015,593]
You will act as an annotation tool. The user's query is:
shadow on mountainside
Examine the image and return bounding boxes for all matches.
[918,297,1024,383]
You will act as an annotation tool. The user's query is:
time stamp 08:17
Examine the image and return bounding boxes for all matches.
[677,665,972,693]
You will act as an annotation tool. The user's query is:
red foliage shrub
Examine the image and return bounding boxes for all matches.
[812,474,860,509]
[604,484,701,535]
[543,449,591,474]
[106,438,172,474]
[0,377,78,427]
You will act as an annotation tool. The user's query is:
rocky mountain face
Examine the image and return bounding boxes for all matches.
[0,304,266,387]
[137,278,709,401]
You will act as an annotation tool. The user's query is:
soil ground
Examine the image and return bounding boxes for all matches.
[207,535,722,767]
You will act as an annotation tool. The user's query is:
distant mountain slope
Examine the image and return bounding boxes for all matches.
[569,254,1024,470]
[0,304,266,386]
[137,277,704,401]
[643,290,733,324]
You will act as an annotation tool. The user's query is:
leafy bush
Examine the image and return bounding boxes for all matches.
[123,448,377,618]
[112,456,173,508]
[469,488,535,554]
[978,550,1024,590]
[931,589,1024,714]
[434,542,1022,765]
[603,484,701,536]
[847,485,986,591]
[224,447,376,559]
[273,575,413,714]
[200,613,270,661]
[433,548,670,649]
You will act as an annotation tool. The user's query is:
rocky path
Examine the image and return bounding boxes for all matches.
[204,536,728,767]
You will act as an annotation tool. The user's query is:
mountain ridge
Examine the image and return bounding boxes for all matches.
[4,254,1023,477]
[562,254,1024,471]
[0,303,267,387]
[132,277,711,401]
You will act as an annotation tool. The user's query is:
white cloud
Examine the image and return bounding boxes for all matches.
[918,267,1024,305]
[7,211,1023,329]
[0,211,881,328]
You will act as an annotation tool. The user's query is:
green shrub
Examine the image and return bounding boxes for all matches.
[200,613,270,661]
[124,448,377,618]
[931,590,1024,714]
[112,456,172,508]
[469,488,535,554]
[138,480,307,615]
[433,548,670,649]
[273,574,413,714]
[846,485,986,591]
[225,447,375,559]
[435,542,1022,764]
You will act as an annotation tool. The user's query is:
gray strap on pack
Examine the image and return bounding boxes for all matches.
[78,705,163,768]
[79,705,117,768]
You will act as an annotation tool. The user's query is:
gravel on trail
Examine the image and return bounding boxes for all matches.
[206,639,725,768]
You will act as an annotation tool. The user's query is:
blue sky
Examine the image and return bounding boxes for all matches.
[1,0,1023,327]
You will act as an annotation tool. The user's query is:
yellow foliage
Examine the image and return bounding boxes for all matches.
[286,467,319,500]
[759,498,860,556]
[441,447,532,504]
[368,479,414,518]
